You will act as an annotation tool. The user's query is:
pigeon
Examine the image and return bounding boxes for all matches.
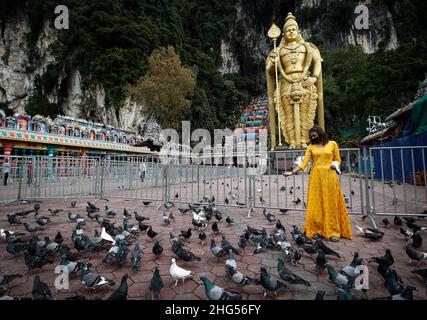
[135,212,150,222]
[212,221,220,235]
[7,214,22,225]
[150,265,164,300]
[86,202,99,212]
[178,208,191,214]
[200,276,242,300]
[67,212,80,222]
[70,201,76,208]
[313,239,341,258]
[32,276,53,300]
[6,240,28,255]
[80,263,115,288]
[0,274,22,290]
[279,208,289,214]
[48,208,63,215]
[107,274,128,300]
[407,220,427,232]
[405,244,427,264]
[123,208,132,219]
[221,236,239,255]
[60,255,82,275]
[369,249,395,279]
[411,269,427,289]
[179,228,192,241]
[139,222,149,232]
[215,212,223,223]
[225,197,229,205]
[170,258,193,286]
[325,263,353,289]
[198,231,207,245]
[105,206,117,217]
[337,287,364,300]
[340,252,364,280]
[356,225,384,241]
[24,252,53,271]
[224,264,260,287]
[143,201,152,206]
[277,258,311,286]
[131,243,142,271]
[35,216,50,227]
[260,267,288,298]
[275,219,286,233]
[314,290,327,300]
[172,241,201,262]
[263,208,276,223]
[225,250,237,269]
[147,226,158,241]
[115,241,129,266]
[384,268,404,295]
[394,216,403,226]
[238,234,247,251]
[210,239,224,258]
[24,222,44,234]
[54,232,64,244]
[225,216,234,225]
[382,218,390,229]
[162,212,171,224]
[152,240,163,258]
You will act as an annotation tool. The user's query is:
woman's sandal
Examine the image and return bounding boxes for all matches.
[329,236,340,242]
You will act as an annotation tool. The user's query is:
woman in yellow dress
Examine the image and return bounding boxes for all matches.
[284,125,352,242]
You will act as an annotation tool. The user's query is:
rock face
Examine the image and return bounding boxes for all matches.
[0,12,57,112]
[0,0,402,134]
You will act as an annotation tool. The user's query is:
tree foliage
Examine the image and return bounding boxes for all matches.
[129,46,195,129]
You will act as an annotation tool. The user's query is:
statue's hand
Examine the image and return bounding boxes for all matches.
[302,76,317,87]
[268,50,280,64]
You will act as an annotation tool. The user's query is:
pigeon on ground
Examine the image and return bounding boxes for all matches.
[221,236,239,255]
[314,290,327,300]
[147,226,158,241]
[0,274,22,290]
[131,243,142,270]
[152,240,163,259]
[170,258,193,286]
[32,276,53,300]
[200,276,242,300]
[150,265,164,300]
[325,263,353,289]
[224,264,260,287]
[198,231,207,245]
[356,225,384,241]
[179,228,192,241]
[60,255,82,275]
[80,263,115,289]
[277,258,311,287]
[405,244,427,264]
[143,201,152,206]
[172,241,201,262]
[212,221,220,235]
[24,222,44,234]
[210,239,224,259]
[107,274,128,300]
[7,214,22,225]
[263,208,276,223]
[48,208,63,215]
[225,250,237,269]
[260,267,288,298]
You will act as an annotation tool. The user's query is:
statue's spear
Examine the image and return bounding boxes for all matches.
[268,23,283,147]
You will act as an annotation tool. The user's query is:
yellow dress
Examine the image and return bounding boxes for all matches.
[298,141,352,239]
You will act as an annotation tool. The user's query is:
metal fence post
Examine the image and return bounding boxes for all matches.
[362,147,377,229]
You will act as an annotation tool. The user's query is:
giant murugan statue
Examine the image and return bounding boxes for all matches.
[266,12,324,149]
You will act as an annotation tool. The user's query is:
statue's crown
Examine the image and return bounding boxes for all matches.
[284,12,299,30]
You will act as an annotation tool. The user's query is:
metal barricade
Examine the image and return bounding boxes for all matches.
[1,146,425,223]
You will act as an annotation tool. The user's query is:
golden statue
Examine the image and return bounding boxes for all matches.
[266,12,324,149]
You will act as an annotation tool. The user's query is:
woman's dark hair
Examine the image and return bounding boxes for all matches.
[309,125,329,146]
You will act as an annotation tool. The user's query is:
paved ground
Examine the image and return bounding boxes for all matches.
[1,196,426,300]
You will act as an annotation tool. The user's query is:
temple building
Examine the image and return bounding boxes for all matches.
[0,111,155,157]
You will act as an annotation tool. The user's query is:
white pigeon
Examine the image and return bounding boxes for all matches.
[100,227,116,245]
[170,258,193,286]
[193,212,206,222]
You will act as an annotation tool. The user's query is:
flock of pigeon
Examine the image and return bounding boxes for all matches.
[1,196,427,300]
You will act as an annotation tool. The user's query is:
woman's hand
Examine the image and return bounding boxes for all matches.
[283,171,294,177]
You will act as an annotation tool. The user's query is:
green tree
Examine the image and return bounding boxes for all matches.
[129,46,196,129]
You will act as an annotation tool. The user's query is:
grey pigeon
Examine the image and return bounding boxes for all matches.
[200,276,242,300]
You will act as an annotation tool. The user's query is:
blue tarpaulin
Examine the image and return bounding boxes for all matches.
[373,131,427,182]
